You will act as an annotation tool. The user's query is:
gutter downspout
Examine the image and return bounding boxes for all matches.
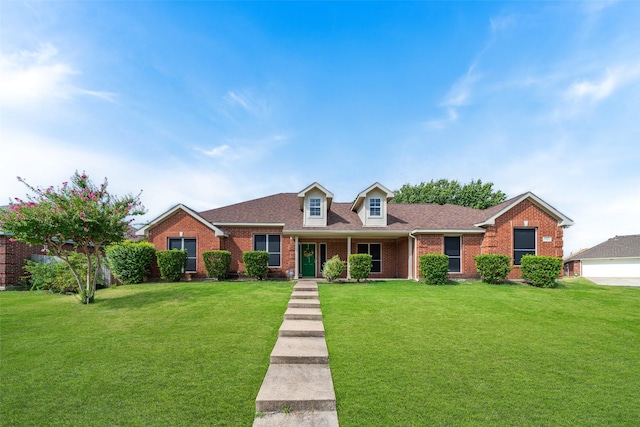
[346,235,352,280]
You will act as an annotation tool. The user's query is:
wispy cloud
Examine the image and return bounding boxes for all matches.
[425,63,480,129]
[222,89,270,119]
[0,43,116,108]
[195,144,230,158]
[565,65,640,103]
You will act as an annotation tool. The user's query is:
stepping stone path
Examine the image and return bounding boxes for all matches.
[254,281,339,427]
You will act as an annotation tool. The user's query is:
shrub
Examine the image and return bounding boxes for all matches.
[474,254,512,284]
[242,251,269,280]
[348,254,372,282]
[106,241,156,284]
[21,253,103,294]
[202,250,231,280]
[156,249,187,282]
[419,253,449,285]
[520,255,563,288]
[322,255,346,282]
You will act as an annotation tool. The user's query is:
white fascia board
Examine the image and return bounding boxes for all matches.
[284,229,409,238]
[214,223,286,227]
[136,204,229,237]
[474,192,574,228]
[412,229,486,234]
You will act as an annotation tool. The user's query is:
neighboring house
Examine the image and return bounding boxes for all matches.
[564,235,640,278]
[137,182,573,281]
[0,233,44,290]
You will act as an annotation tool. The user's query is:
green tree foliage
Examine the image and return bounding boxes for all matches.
[21,253,99,293]
[520,255,563,288]
[348,254,372,282]
[322,255,346,282]
[156,249,187,282]
[391,179,507,209]
[0,172,145,303]
[202,250,231,280]
[419,254,450,285]
[474,254,512,284]
[242,251,269,280]
[106,241,156,284]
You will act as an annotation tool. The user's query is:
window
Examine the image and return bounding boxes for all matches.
[319,243,327,270]
[514,228,536,265]
[254,234,281,267]
[357,243,382,273]
[369,198,381,217]
[309,198,321,217]
[444,236,461,273]
[168,238,197,272]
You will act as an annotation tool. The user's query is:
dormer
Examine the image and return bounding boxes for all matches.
[351,182,395,227]
[298,182,334,227]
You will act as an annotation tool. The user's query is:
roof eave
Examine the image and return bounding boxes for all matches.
[137,204,229,237]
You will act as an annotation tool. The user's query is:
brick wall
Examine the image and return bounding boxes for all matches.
[147,210,222,279]
[0,235,44,288]
[414,234,482,280]
[481,199,565,279]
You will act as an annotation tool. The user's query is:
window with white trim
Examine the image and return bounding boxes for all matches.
[369,198,381,217]
[357,243,382,273]
[444,236,461,273]
[254,234,281,267]
[168,238,197,272]
[513,228,536,265]
[310,198,321,217]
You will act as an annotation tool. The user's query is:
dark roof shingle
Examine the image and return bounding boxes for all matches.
[566,235,640,260]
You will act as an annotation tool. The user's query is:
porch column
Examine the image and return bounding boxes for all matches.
[294,236,299,279]
[346,236,352,279]
[408,235,413,280]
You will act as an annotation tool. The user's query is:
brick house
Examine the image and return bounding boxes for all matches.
[0,232,44,290]
[137,182,573,281]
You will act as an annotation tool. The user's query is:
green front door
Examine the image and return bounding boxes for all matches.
[300,244,316,277]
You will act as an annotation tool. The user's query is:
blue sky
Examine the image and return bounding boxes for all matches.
[2,1,639,255]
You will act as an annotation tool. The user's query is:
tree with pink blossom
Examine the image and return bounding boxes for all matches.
[0,171,145,303]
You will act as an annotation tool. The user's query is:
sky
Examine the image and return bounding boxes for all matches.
[1,1,639,256]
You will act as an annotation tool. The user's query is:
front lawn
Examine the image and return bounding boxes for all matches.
[0,282,293,426]
[320,279,640,426]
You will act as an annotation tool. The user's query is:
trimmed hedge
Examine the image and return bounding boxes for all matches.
[242,251,269,280]
[348,254,372,282]
[202,250,231,280]
[474,254,512,284]
[106,241,156,284]
[520,255,563,288]
[156,249,187,282]
[322,255,346,282]
[419,253,449,285]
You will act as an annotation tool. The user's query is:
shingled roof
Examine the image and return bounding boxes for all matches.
[565,235,640,260]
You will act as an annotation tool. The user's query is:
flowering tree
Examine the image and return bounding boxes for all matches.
[0,172,145,303]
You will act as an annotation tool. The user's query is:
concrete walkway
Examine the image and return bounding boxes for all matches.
[253,281,339,427]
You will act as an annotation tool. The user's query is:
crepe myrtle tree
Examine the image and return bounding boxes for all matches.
[0,172,145,304]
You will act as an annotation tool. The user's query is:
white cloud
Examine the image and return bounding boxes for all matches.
[196,144,230,158]
[222,89,270,119]
[565,64,640,103]
[0,43,116,108]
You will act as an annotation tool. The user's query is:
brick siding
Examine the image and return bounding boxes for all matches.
[0,235,44,288]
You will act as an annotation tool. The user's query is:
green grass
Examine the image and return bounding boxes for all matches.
[320,279,640,426]
[0,281,293,426]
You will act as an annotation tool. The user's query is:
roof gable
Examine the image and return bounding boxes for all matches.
[474,192,574,228]
[297,182,334,211]
[351,182,395,212]
[136,204,228,237]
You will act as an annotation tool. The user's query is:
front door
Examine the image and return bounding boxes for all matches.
[300,243,316,277]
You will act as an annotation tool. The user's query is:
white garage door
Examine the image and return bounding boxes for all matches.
[582,259,640,278]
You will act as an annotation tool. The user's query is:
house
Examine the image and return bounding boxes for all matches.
[136,182,573,281]
[564,235,640,278]
[0,232,44,290]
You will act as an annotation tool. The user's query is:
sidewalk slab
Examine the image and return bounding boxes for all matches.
[253,410,339,427]
[291,291,319,299]
[270,337,329,364]
[284,307,323,321]
[288,299,320,309]
[255,364,336,412]
[279,319,325,337]
[294,282,318,292]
